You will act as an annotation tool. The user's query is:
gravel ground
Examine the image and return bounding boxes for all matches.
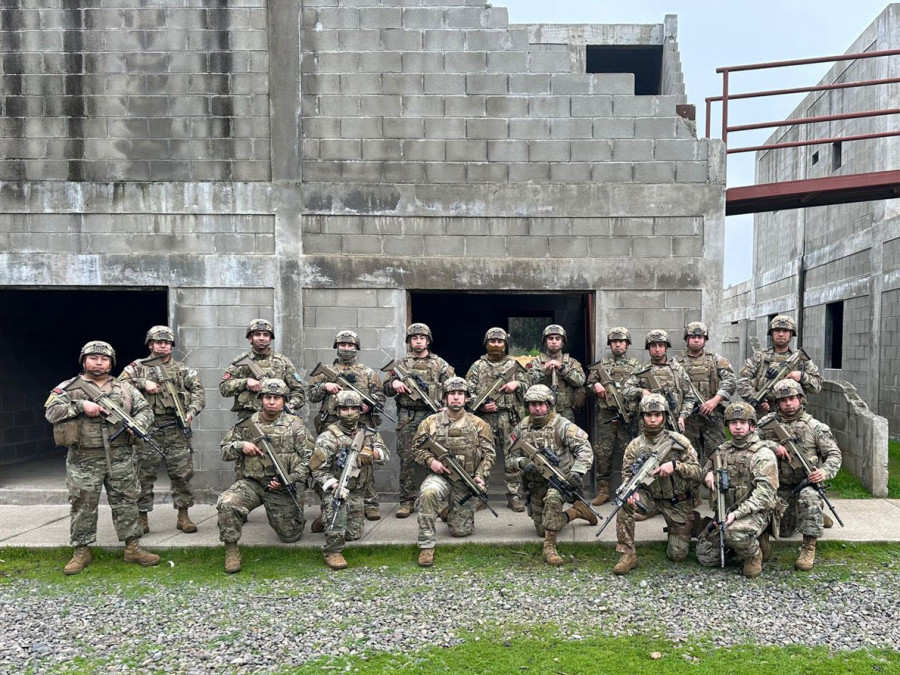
[1,563,899,673]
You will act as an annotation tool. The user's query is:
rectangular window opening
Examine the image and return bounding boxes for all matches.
[825,301,844,369]
[832,141,842,171]
[811,151,819,165]
[586,45,663,95]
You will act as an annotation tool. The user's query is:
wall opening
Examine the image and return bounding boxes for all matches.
[832,141,843,171]
[825,300,844,369]
[586,45,663,95]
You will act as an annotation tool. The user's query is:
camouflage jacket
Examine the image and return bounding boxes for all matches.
[413,410,495,482]
[220,411,311,486]
[120,356,205,422]
[506,412,592,478]
[308,359,385,421]
[383,352,454,411]
[45,375,153,452]
[674,349,736,402]
[586,353,641,412]
[736,347,823,403]
[219,348,305,413]
[622,430,701,501]
[466,355,526,415]
[703,432,778,520]
[758,410,842,488]
[622,360,698,419]
[526,352,586,411]
[310,423,389,493]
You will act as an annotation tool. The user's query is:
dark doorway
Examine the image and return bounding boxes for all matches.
[0,287,168,471]
[586,45,663,95]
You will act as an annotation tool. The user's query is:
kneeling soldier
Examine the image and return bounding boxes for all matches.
[696,402,779,578]
[217,379,311,573]
[413,377,495,567]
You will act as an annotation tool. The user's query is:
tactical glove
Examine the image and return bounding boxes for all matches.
[358,448,375,466]
[566,472,583,490]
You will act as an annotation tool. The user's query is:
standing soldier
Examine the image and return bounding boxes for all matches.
[526,324,586,422]
[219,319,305,418]
[675,321,736,466]
[506,385,596,566]
[217,379,311,574]
[467,327,527,512]
[412,377,495,567]
[758,379,842,571]
[120,325,205,535]
[696,402,779,578]
[311,390,389,569]
[45,341,160,575]
[612,394,700,575]
[587,327,641,506]
[308,329,385,521]
[384,323,454,519]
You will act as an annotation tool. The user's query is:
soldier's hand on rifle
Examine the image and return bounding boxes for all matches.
[593,383,607,399]
[627,493,642,507]
[500,381,519,393]
[725,512,736,527]
[704,471,715,490]
[429,458,451,475]
[788,371,802,382]
[361,402,371,414]
[242,441,264,456]
[760,400,770,412]
[565,472,583,490]
[331,484,349,500]
[677,417,686,433]
[473,476,485,489]
[546,360,562,371]
[82,401,108,418]
[358,448,375,466]
[699,395,722,416]
[185,413,193,424]
[482,400,498,413]
[774,444,789,460]
[807,468,826,484]
[653,461,676,478]
[324,382,341,394]
[392,380,410,394]
[144,380,159,394]
[268,478,283,491]
[521,460,539,477]
[247,378,262,392]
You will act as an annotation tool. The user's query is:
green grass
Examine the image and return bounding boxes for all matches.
[888,439,900,498]
[829,468,871,499]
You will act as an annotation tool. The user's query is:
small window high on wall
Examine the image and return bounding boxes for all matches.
[825,301,844,369]
[586,45,663,95]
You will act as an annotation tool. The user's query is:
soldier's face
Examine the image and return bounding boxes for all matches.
[609,339,628,356]
[409,335,429,352]
[777,395,802,415]
[486,338,506,355]
[262,394,285,414]
[545,335,563,352]
[248,330,272,351]
[771,329,792,347]
[149,340,173,357]
[648,343,667,361]
[445,390,466,411]
[728,419,752,438]
[528,401,550,417]
[83,354,111,376]
[643,410,664,431]
[686,335,706,352]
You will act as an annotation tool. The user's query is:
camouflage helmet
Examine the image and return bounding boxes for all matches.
[524,384,554,404]
[644,329,671,349]
[333,329,361,349]
[80,340,116,367]
[258,378,290,399]
[542,324,567,344]
[335,389,362,408]
[406,322,433,344]
[772,378,804,400]
[768,314,796,336]
[683,321,708,340]
[483,327,509,345]
[246,319,274,339]
[724,401,757,424]
[145,325,175,345]
[442,376,470,396]
[607,326,632,345]
[639,393,668,413]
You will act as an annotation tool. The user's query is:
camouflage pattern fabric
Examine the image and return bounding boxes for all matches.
[525,352,586,420]
[622,361,698,423]
[675,350,735,465]
[216,477,305,544]
[736,347,823,410]
[586,354,640,482]
[416,474,476,547]
[219,349,306,414]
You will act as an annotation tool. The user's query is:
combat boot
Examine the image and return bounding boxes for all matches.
[418,548,434,567]
[64,546,92,576]
[758,531,771,562]
[123,538,160,567]
[795,536,817,571]
[591,480,610,506]
[823,514,834,529]
[565,501,598,526]
[176,508,198,534]
[324,552,348,570]
[542,531,564,566]
[224,543,242,574]
[395,502,414,519]
[139,512,149,534]
[507,496,525,513]
[742,549,763,578]
[365,506,381,521]
[311,514,324,533]
[613,552,638,575]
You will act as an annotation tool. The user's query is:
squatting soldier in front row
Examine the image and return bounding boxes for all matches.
[526,324,586,422]
[613,394,700,576]
[311,390,390,570]
[45,341,160,575]
[507,385,597,566]
[217,379,311,574]
[120,325,206,535]
[696,402,779,579]
[412,377,495,567]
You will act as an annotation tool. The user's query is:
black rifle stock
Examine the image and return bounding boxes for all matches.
[246,420,304,514]
[587,360,632,425]
[748,349,807,408]
[419,434,498,517]
[470,360,524,413]
[329,427,369,528]
[508,437,598,518]
[380,359,441,413]
[310,362,395,422]
[232,354,295,415]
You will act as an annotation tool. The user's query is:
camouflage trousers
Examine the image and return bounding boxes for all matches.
[416,474,476,548]
[593,410,635,482]
[524,479,568,536]
[777,484,824,539]
[479,409,522,499]
[616,489,694,561]
[683,414,726,468]
[216,477,305,545]
[137,420,194,512]
[318,412,379,509]
[696,510,769,565]
[321,488,365,553]
[396,407,432,504]
[66,446,142,546]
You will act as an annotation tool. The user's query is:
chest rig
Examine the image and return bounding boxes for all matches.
[475,356,519,410]
[635,432,691,501]
[135,359,187,417]
[237,414,301,482]
[327,423,376,490]
[397,355,443,409]
[434,412,483,478]
[682,352,717,400]
[73,380,135,451]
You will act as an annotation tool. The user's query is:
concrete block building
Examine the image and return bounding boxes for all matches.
[0,1,724,498]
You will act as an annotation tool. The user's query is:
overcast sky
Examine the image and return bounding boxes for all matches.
[502,1,893,286]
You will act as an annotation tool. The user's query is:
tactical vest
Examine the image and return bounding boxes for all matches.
[66,380,136,451]
[681,352,718,401]
[233,351,289,412]
[129,358,190,417]
[326,422,378,490]
[718,437,770,508]
[594,355,638,410]
[532,353,577,410]
[521,415,576,475]
[395,355,444,409]
[755,349,805,388]
[473,356,521,411]
[432,412,484,479]
[633,432,692,500]
[641,364,683,411]
[236,413,305,482]
[318,362,378,417]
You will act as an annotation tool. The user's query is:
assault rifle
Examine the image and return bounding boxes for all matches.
[470,360,525,413]
[758,417,844,527]
[380,359,441,413]
[595,432,687,537]
[142,355,192,441]
[507,436,598,518]
[645,370,682,432]
[309,362,395,422]
[587,360,632,425]
[330,427,369,528]
[747,349,808,408]
[243,419,304,515]
[709,450,731,568]
[550,368,559,406]
[419,434,498,517]
[232,354,295,415]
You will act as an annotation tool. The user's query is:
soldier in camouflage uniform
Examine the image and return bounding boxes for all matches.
[675,321,736,467]
[217,379,311,574]
[311,390,390,569]
[613,394,700,575]
[586,327,641,506]
[758,379,842,571]
[384,323,454,519]
[736,314,823,415]
[308,329,385,522]
[696,402,779,578]
[120,325,205,535]
[412,377,495,567]
[526,324,586,422]
[219,319,305,418]
[45,341,160,575]
[467,327,527,512]
[506,385,597,566]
